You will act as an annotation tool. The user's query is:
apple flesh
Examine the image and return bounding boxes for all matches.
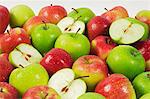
[72,55,108,91]
[95,74,136,99]
[9,43,42,68]
[39,5,67,24]
[48,68,87,99]
[22,86,61,99]
[78,92,105,99]
[0,5,9,34]
[57,17,85,34]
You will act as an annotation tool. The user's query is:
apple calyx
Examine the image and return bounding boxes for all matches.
[42,21,48,30]
[72,8,78,13]
[0,87,7,93]
[147,74,150,79]
[130,50,139,57]
[105,37,114,45]
[40,91,48,99]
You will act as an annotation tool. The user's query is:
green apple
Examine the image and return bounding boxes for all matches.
[9,43,42,68]
[140,93,150,99]
[78,92,105,99]
[54,33,90,60]
[68,8,95,23]
[106,45,145,80]
[57,17,85,34]
[109,18,149,44]
[132,72,150,98]
[9,64,49,95]
[10,4,35,27]
[48,68,87,99]
[31,23,62,55]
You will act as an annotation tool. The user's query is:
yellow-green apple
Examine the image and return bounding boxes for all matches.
[55,33,90,61]
[78,92,105,99]
[136,10,150,26]
[72,55,108,91]
[9,43,42,68]
[87,16,110,41]
[23,16,50,35]
[22,86,61,99]
[95,74,136,99]
[109,18,149,44]
[10,4,35,27]
[9,64,49,95]
[0,5,9,34]
[0,28,31,53]
[140,93,150,99]
[101,6,128,24]
[48,68,87,99]
[57,17,85,34]
[134,40,150,71]
[31,23,62,55]
[0,82,18,99]
[39,5,67,24]
[106,45,146,80]
[91,36,116,60]
[0,53,14,82]
[68,7,95,24]
[132,72,150,98]
[40,48,73,75]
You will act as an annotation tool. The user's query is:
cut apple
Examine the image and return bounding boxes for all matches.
[48,68,87,99]
[9,43,42,68]
[57,17,85,34]
[109,18,145,44]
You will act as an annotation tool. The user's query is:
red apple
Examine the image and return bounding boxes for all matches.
[87,16,110,41]
[95,74,136,99]
[72,55,108,91]
[39,5,67,24]
[101,6,129,24]
[0,5,9,34]
[134,40,150,71]
[22,86,60,99]
[91,36,116,60]
[23,16,50,35]
[40,48,73,75]
[0,28,31,53]
[0,82,18,99]
[0,53,14,82]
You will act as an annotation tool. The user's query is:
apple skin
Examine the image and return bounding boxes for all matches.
[9,64,49,95]
[0,53,14,82]
[40,48,73,75]
[22,86,61,99]
[39,5,67,24]
[10,4,35,27]
[91,36,116,60]
[140,93,150,99]
[132,72,150,98]
[55,33,90,61]
[72,55,108,91]
[0,82,18,99]
[0,5,9,34]
[87,16,110,41]
[101,6,128,24]
[95,74,136,99]
[68,7,95,24]
[23,16,50,35]
[106,45,146,80]
[0,28,31,53]
[78,92,105,99]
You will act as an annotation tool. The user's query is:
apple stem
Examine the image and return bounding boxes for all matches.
[74,28,81,37]
[19,64,24,68]
[42,21,48,30]
[50,4,53,6]
[72,8,78,13]
[104,8,108,11]
[76,75,89,79]
[75,16,82,21]
[7,30,10,35]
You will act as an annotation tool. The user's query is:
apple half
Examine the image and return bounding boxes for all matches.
[9,43,42,68]
[109,18,148,44]
[48,68,87,99]
[57,17,85,34]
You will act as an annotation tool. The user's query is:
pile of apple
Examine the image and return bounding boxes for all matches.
[0,3,150,99]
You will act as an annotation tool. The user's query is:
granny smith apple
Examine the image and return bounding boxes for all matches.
[10,4,35,27]
[109,18,149,44]
[31,23,62,55]
[54,33,90,60]
[68,8,95,23]
[106,45,145,80]
[9,64,49,95]
[132,72,150,98]
[140,93,150,99]
[78,92,105,99]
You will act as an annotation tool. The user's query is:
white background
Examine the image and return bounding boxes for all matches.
[0,0,150,17]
